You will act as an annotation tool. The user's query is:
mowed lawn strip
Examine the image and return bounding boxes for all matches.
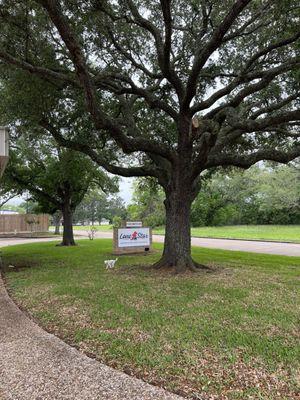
[3,239,300,400]
[154,224,300,243]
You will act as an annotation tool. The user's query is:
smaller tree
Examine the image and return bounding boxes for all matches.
[106,195,127,222]
[2,135,116,245]
[73,190,126,225]
[73,190,108,225]
[128,179,166,227]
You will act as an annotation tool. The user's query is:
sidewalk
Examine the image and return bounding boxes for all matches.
[0,275,182,400]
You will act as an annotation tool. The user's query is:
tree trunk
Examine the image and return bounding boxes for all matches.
[154,177,209,273]
[60,202,76,246]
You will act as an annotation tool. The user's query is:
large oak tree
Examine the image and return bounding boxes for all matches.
[0,0,299,271]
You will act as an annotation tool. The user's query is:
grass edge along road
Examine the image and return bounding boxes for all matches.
[71,224,300,243]
[3,239,300,400]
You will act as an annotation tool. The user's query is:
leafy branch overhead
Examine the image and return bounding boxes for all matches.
[0,0,298,183]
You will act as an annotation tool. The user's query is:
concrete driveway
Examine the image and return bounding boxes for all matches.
[0,230,300,257]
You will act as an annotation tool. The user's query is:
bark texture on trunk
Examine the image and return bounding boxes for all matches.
[60,203,75,246]
[154,166,208,273]
[162,191,193,272]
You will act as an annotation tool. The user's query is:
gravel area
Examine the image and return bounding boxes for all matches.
[0,276,183,400]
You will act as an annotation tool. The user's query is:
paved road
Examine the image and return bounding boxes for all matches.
[1,231,300,257]
[0,275,181,400]
[155,235,300,257]
[0,236,61,248]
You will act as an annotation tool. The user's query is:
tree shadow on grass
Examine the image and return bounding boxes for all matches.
[115,262,224,278]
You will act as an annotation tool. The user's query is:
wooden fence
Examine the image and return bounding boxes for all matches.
[0,214,49,233]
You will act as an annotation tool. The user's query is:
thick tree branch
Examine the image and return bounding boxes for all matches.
[222,1,271,42]
[160,0,172,73]
[7,170,61,207]
[245,31,300,71]
[0,194,18,208]
[204,58,300,119]
[191,109,300,177]
[127,0,184,97]
[40,118,163,180]
[250,94,299,119]
[230,110,300,132]
[0,49,77,86]
[183,0,251,109]
[38,0,176,162]
[193,56,300,116]
[205,146,300,169]
[211,110,300,155]
[94,72,178,120]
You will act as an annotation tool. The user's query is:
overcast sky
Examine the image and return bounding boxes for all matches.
[6,176,134,207]
[119,177,134,205]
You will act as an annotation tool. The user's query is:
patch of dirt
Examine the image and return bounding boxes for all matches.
[1,260,41,272]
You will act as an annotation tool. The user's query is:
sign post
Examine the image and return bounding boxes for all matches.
[113,222,152,255]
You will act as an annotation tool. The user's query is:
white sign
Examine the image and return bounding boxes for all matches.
[126,221,143,227]
[118,227,150,248]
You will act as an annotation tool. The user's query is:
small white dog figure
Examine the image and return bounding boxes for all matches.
[104,258,118,269]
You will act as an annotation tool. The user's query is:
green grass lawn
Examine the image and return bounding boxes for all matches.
[3,239,299,399]
[154,225,300,243]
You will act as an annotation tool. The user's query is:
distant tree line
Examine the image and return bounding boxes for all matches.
[72,190,126,225]
[192,163,300,226]
[128,163,300,227]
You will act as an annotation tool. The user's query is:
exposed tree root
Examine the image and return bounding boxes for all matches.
[153,257,169,270]
[56,241,77,247]
[153,255,212,273]
[191,261,212,271]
